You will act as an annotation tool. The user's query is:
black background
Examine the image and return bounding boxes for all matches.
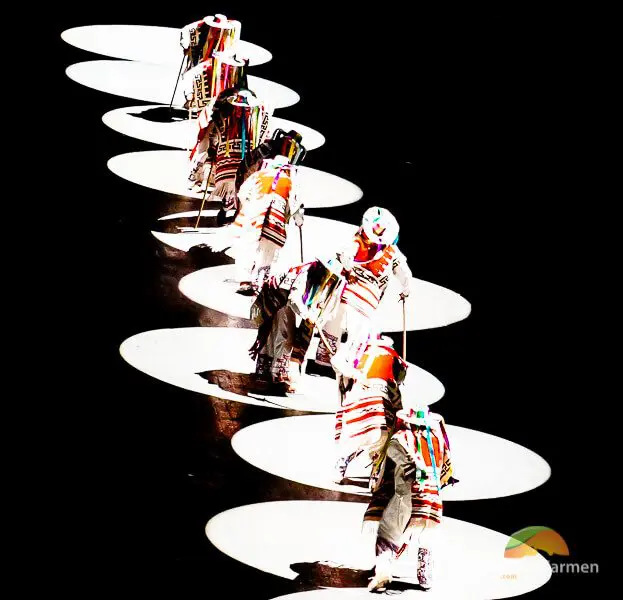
[28,4,607,597]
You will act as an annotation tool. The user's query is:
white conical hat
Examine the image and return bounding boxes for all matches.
[361,206,399,246]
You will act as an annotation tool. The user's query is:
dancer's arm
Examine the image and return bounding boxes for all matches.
[393,248,412,299]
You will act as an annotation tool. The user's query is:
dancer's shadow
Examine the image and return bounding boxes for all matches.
[290,562,424,594]
[197,369,293,408]
[340,476,369,489]
[187,245,235,268]
[152,210,226,233]
[290,561,373,589]
[385,580,427,593]
[129,106,188,123]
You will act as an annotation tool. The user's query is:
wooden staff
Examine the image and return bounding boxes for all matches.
[169,55,186,111]
[402,296,407,360]
[194,161,215,229]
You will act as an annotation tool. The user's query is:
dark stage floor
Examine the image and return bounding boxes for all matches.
[34,5,605,597]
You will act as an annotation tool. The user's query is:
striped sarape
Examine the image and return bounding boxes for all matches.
[335,380,401,457]
[342,246,393,317]
[233,167,294,248]
[212,141,244,210]
[364,415,454,528]
[261,194,288,246]
[188,98,272,202]
[365,463,444,527]
[339,237,409,320]
[335,344,405,457]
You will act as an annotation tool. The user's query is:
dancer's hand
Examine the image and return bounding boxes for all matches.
[399,291,409,302]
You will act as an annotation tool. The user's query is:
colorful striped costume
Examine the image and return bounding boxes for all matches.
[182,55,244,111]
[179,16,241,111]
[188,95,272,206]
[317,232,412,372]
[364,411,456,590]
[334,343,406,475]
[365,413,454,528]
[231,161,302,289]
[363,413,455,589]
[342,240,407,317]
[237,164,296,245]
[180,17,240,68]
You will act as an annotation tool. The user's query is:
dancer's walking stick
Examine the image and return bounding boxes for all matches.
[401,296,407,361]
[169,55,186,111]
[298,223,304,263]
[194,161,215,229]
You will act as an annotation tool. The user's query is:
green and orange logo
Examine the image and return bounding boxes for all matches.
[505,526,570,559]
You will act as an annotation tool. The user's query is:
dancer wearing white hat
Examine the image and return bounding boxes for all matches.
[247,207,411,394]
[365,405,458,592]
[316,207,412,379]
[231,155,304,294]
[333,334,407,483]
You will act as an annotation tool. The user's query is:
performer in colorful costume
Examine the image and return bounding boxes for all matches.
[179,14,241,112]
[232,155,304,294]
[248,248,350,391]
[248,207,412,392]
[365,406,457,592]
[333,335,407,483]
[188,86,272,207]
[225,130,306,288]
[315,207,412,378]
[182,51,246,115]
[248,263,322,390]
[236,128,306,193]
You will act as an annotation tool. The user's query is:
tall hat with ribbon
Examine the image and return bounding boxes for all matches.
[269,129,307,165]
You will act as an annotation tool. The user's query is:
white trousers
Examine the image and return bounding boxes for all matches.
[235,237,279,286]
